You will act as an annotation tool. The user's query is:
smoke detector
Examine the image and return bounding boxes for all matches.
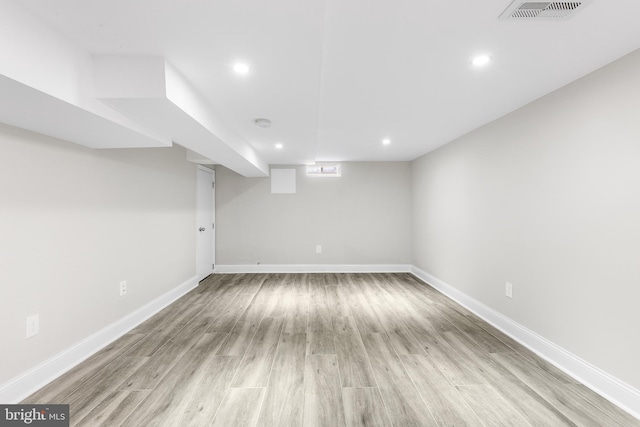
[499,1,591,20]
[254,118,272,128]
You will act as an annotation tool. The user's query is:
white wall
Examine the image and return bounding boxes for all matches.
[412,49,640,390]
[0,124,196,385]
[216,162,412,266]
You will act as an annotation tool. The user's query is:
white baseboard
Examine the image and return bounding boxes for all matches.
[410,266,640,420]
[0,275,198,404]
[215,264,412,273]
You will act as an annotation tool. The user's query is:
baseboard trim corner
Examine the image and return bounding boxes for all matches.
[410,265,640,420]
[215,264,412,273]
[0,275,198,404]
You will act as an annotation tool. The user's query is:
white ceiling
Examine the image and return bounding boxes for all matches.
[7,0,640,166]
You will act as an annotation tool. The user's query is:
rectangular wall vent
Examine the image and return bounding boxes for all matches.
[499,1,590,20]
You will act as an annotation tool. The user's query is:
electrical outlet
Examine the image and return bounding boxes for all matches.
[316,245,322,254]
[120,280,127,296]
[505,282,513,299]
[26,314,39,339]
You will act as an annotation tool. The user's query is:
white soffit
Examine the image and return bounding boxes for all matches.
[0,74,172,149]
[94,56,269,177]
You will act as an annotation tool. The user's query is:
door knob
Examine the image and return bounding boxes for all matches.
[199,227,205,232]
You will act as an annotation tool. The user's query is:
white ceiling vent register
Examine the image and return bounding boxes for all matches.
[499,1,591,20]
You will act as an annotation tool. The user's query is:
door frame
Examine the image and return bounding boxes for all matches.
[196,165,215,281]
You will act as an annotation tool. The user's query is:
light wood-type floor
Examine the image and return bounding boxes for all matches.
[25,273,639,426]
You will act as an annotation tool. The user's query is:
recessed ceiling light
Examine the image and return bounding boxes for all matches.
[471,54,492,67]
[275,143,284,149]
[232,62,250,74]
[382,138,391,145]
[254,118,272,128]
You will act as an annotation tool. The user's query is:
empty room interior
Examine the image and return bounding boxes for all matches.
[1,0,640,425]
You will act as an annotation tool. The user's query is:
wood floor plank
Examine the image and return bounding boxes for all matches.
[199,287,244,318]
[266,333,307,389]
[307,286,336,354]
[440,306,514,354]
[207,274,254,300]
[190,331,233,355]
[444,331,577,426]
[216,293,269,356]
[379,275,440,331]
[283,293,309,334]
[126,333,172,357]
[289,272,310,295]
[465,315,579,384]
[354,275,420,355]
[256,277,291,317]
[234,273,268,295]
[170,356,241,427]
[307,325,336,355]
[421,309,459,335]
[326,285,351,318]
[342,387,391,427]
[418,331,487,386]
[119,330,201,391]
[401,353,485,426]
[457,384,533,427]
[179,314,217,339]
[23,333,144,404]
[65,355,149,422]
[389,273,439,307]
[211,387,265,427]
[119,337,224,426]
[374,308,423,355]
[369,275,421,318]
[362,333,438,426]
[308,273,326,296]
[201,273,251,298]
[564,383,640,427]
[207,293,255,333]
[333,317,377,387]
[399,312,443,349]
[74,390,149,427]
[343,278,385,335]
[130,297,203,335]
[303,354,346,427]
[231,316,284,388]
[332,315,359,335]
[491,351,633,427]
[256,333,306,427]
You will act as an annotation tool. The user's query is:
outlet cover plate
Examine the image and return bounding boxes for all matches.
[505,282,513,298]
[26,314,39,339]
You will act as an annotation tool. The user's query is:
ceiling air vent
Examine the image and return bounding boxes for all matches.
[499,1,591,20]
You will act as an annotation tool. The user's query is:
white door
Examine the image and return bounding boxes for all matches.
[196,166,214,281]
